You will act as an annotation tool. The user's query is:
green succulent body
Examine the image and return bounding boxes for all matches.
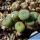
[37,15,40,24]
[27,21,34,26]
[30,12,38,20]
[11,11,18,21]
[15,22,25,32]
[2,15,13,27]
[18,9,30,20]
[26,15,35,26]
[25,12,38,26]
[26,18,34,26]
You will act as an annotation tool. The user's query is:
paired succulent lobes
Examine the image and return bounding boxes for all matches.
[11,11,18,21]
[30,12,38,19]
[15,22,25,32]
[26,12,38,26]
[18,10,30,20]
[2,15,13,27]
[37,15,40,24]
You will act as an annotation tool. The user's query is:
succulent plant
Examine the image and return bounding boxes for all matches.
[25,12,38,26]
[15,22,25,32]
[37,15,40,24]
[2,15,13,27]
[18,9,30,20]
[30,12,38,20]
[10,11,18,21]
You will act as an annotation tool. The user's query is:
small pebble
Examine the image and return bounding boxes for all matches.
[20,2,28,9]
